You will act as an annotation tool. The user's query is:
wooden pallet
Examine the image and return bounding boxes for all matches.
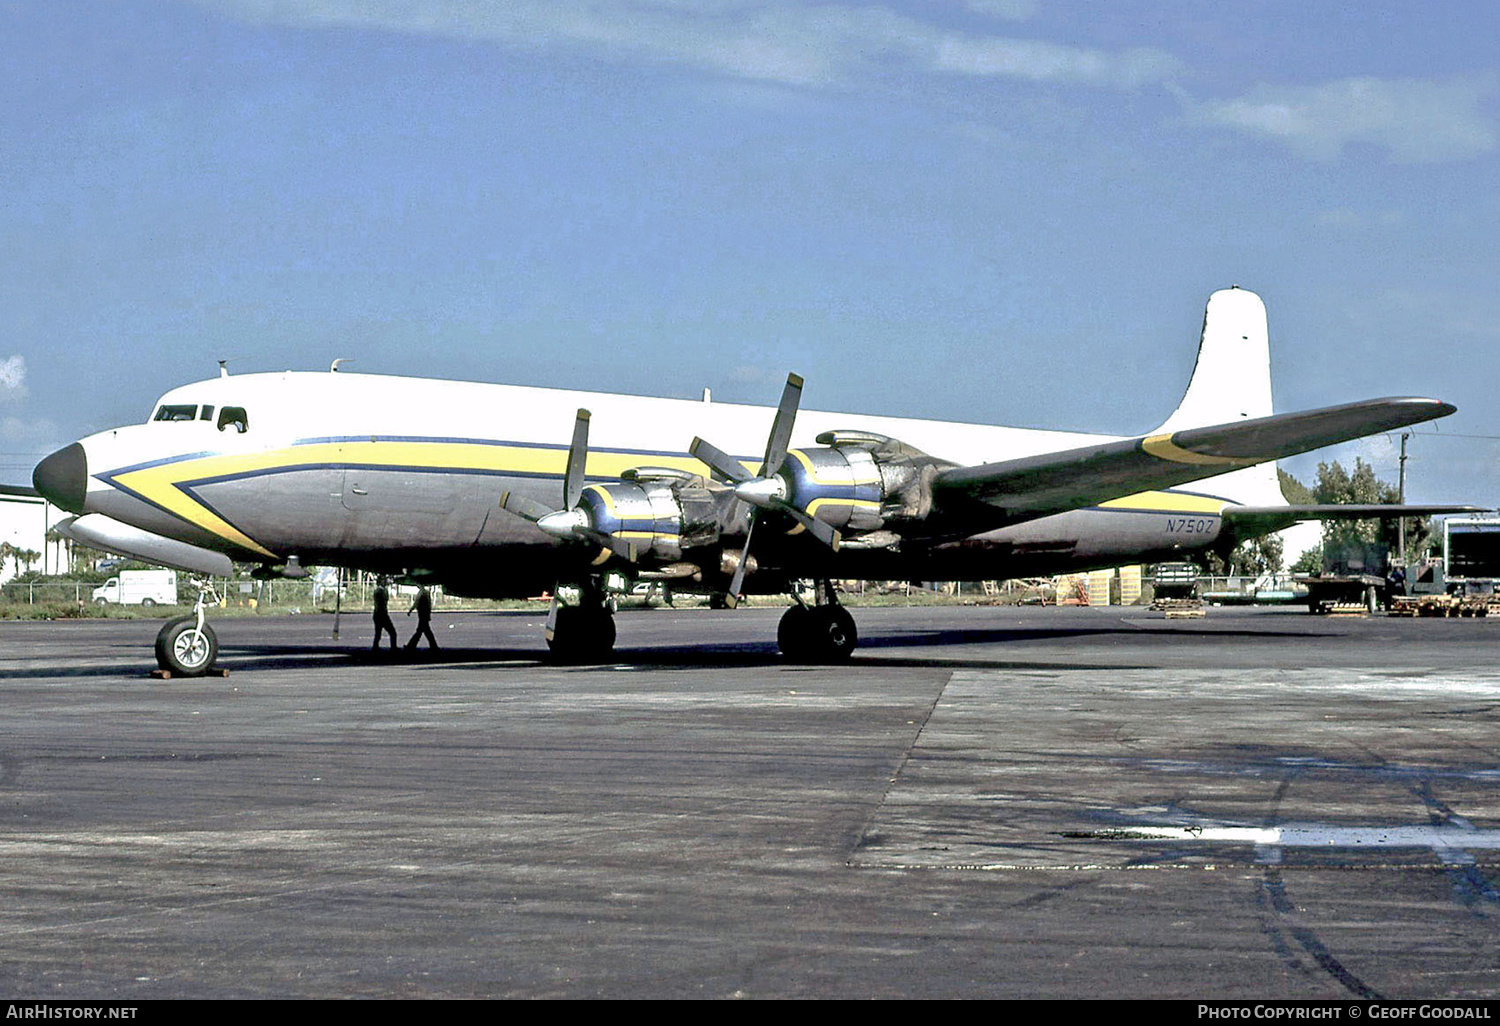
[149,667,230,680]
[1153,599,1205,619]
[1386,595,1496,618]
[1324,603,1369,617]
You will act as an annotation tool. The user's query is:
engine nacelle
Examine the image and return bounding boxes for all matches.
[576,480,685,562]
[774,431,956,533]
[779,446,886,532]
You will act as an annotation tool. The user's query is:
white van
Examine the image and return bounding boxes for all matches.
[92,569,178,607]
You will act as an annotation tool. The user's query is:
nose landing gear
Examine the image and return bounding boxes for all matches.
[153,582,221,678]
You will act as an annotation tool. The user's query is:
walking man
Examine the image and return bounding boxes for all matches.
[405,586,440,653]
[372,576,398,652]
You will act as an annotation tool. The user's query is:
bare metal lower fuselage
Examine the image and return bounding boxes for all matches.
[84,437,1229,596]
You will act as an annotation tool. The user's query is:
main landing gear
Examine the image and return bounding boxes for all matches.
[777,579,857,663]
[546,576,616,664]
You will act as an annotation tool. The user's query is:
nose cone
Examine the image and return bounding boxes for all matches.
[33,442,89,514]
[733,476,788,509]
[537,507,590,539]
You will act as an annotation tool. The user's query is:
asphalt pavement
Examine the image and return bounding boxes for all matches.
[0,604,1496,998]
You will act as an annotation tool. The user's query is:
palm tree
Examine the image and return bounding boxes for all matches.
[46,526,72,575]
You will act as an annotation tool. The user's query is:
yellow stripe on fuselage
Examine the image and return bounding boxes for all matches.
[1098,490,1228,515]
[109,439,711,558]
[110,438,1232,558]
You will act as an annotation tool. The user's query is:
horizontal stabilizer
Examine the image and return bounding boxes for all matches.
[931,397,1457,531]
[1220,503,1490,546]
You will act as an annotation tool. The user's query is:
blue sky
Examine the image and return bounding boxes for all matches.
[3,0,1497,509]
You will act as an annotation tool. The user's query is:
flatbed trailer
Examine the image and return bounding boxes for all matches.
[1296,573,1384,615]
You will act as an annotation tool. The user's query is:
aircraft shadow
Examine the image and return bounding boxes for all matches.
[220,623,1173,673]
[3,620,1338,680]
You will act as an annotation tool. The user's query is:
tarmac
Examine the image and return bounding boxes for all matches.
[0,603,1497,999]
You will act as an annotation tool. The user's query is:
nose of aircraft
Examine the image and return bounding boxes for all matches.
[33,442,89,515]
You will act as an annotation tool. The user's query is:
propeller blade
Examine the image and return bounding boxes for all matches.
[579,527,637,563]
[761,372,803,478]
[782,505,841,550]
[726,513,756,608]
[564,409,590,510]
[693,372,832,608]
[690,437,753,484]
[544,592,561,642]
[500,491,558,524]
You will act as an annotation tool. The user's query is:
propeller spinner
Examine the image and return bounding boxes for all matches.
[500,409,637,564]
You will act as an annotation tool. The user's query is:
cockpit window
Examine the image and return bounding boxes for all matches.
[199,405,215,422]
[217,406,249,433]
[154,404,198,422]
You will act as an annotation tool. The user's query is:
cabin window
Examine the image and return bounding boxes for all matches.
[154,404,198,422]
[217,406,249,433]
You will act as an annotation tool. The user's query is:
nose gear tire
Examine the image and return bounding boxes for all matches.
[155,616,219,677]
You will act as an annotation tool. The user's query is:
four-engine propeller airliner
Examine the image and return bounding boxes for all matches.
[32,288,1465,672]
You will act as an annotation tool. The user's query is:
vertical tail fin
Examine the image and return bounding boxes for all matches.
[1155,286,1272,433]
[1156,287,1285,506]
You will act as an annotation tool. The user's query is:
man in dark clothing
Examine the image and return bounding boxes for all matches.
[405,586,440,653]
[372,577,398,652]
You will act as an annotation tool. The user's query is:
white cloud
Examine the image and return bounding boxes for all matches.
[0,355,26,402]
[1,414,58,445]
[959,0,1039,21]
[1187,74,1498,164]
[188,0,1177,90]
[934,37,1181,88]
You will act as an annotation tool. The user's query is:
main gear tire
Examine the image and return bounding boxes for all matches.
[546,605,617,664]
[778,604,857,663]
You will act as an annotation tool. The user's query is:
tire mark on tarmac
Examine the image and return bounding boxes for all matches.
[1416,781,1500,913]
[1255,773,1386,999]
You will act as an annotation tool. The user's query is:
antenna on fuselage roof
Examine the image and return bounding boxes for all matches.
[330,358,354,373]
[218,360,230,378]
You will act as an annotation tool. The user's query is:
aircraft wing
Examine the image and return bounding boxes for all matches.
[927,397,1457,533]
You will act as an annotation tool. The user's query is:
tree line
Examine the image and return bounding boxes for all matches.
[1206,459,1430,577]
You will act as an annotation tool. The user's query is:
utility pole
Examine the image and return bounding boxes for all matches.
[1397,432,1410,565]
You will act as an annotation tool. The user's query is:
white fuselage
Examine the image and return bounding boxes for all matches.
[65,370,1250,594]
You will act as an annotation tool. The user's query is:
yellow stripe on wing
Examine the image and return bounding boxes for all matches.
[1141,433,1258,468]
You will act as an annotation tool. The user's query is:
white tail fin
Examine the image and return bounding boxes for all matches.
[1155,287,1272,432]
[1156,287,1284,506]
